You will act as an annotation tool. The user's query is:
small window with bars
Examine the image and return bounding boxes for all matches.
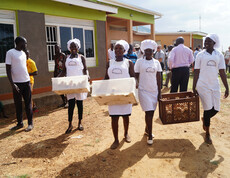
[46,26,57,61]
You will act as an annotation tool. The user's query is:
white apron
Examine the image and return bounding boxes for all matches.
[65,55,87,101]
[108,59,132,116]
[195,50,225,111]
[134,57,162,111]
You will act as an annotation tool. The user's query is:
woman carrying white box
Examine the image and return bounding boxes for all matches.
[104,40,135,149]
[59,38,88,134]
[134,39,162,145]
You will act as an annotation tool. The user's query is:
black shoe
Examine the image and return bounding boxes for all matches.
[10,124,24,130]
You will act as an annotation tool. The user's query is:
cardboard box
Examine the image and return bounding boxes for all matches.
[52,75,89,95]
[159,92,200,124]
[92,78,137,105]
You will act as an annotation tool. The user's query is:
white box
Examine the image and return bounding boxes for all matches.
[52,75,90,95]
[92,78,137,105]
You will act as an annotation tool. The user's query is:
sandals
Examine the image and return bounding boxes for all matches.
[110,141,119,149]
[124,134,131,143]
[77,124,84,131]
[147,139,153,145]
[65,125,73,134]
[144,132,155,138]
[205,134,212,144]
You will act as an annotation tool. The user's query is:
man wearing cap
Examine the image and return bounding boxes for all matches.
[168,37,194,93]
[134,43,143,59]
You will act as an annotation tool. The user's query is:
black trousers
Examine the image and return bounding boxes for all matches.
[170,67,189,93]
[160,62,164,88]
[68,99,83,122]
[13,82,33,125]
[203,107,218,127]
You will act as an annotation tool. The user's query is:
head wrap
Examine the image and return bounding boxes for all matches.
[114,40,129,54]
[67,38,81,51]
[140,39,158,53]
[205,34,220,49]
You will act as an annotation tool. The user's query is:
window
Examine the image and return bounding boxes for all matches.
[46,26,57,62]
[45,15,96,70]
[0,23,14,63]
[85,30,94,58]
[0,10,16,76]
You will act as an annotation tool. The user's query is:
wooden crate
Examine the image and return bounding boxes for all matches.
[159,92,199,124]
[92,78,137,106]
[52,76,89,95]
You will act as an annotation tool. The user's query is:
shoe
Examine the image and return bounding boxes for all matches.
[144,132,155,138]
[110,141,119,149]
[10,124,24,130]
[58,103,66,108]
[64,103,68,108]
[147,139,153,145]
[124,134,131,143]
[205,134,212,144]
[25,125,34,132]
[77,124,84,131]
[65,125,73,134]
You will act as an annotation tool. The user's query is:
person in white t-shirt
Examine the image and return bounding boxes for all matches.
[193,34,229,144]
[135,39,162,145]
[108,43,115,60]
[5,36,33,132]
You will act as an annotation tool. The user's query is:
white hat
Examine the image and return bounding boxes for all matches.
[205,34,220,49]
[115,40,129,54]
[134,44,140,48]
[140,39,158,52]
[67,38,81,51]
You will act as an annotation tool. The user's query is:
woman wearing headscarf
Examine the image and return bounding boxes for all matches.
[105,40,135,149]
[193,34,229,144]
[59,38,88,134]
[134,39,162,145]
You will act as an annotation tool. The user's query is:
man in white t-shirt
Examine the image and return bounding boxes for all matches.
[108,43,115,60]
[5,36,33,132]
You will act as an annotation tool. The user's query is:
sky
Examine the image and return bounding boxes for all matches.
[123,0,230,52]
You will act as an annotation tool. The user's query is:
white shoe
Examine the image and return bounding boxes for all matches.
[25,125,33,132]
[145,132,155,138]
[147,139,153,145]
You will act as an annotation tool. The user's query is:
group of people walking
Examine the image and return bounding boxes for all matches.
[5,33,229,149]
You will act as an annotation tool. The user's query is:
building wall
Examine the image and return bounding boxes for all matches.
[133,34,153,43]
[108,6,155,24]
[155,34,191,47]
[88,20,106,79]
[0,0,107,21]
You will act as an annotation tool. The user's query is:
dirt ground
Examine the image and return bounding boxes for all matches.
[0,86,230,178]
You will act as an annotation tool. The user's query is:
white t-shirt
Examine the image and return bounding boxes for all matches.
[195,49,225,90]
[135,57,162,93]
[5,49,30,83]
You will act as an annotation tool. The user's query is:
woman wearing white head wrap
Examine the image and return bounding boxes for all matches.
[105,39,135,149]
[134,39,162,145]
[59,38,88,134]
[193,34,229,144]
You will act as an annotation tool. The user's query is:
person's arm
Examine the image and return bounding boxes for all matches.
[193,69,200,95]
[81,55,88,75]
[157,71,161,100]
[135,73,139,89]
[29,71,38,76]
[128,60,135,78]
[6,64,20,93]
[104,61,110,80]
[189,50,195,65]
[219,69,229,98]
[57,56,66,77]
[168,50,175,69]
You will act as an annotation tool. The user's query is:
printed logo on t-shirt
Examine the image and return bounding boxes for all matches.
[207,60,216,67]
[146,67,155,73]
[68,61,78,66]
[112,68,122,74]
